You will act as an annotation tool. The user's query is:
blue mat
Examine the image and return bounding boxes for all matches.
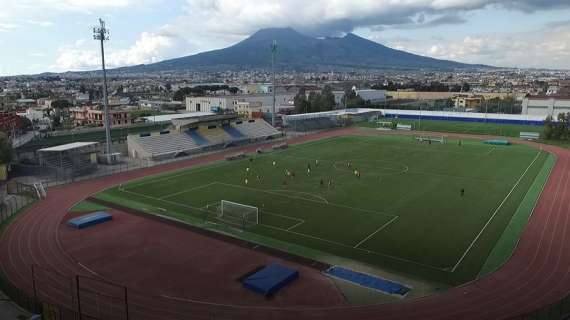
[241,263,299,295]
[325,266,410,296]
[68,212,112,229]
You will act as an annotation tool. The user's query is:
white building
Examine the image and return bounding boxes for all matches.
[186,94,295,113]
[185,97,236,113]
[522,96,570,118]
[355,89,386,103]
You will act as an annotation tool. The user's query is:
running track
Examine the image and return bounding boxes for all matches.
[1,128,569,320]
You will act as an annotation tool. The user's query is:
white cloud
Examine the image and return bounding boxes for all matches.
[175,0,570,36]
[404,22,570,68]
[26,20,54,27]
[5,0,570,73]
[52,31,181,71]
[0,22,20,32]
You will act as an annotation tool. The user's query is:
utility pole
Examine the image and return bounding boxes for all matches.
[93,19,113,163]
[271,40,277,127]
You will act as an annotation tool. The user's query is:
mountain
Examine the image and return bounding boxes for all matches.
[120,28,489,73]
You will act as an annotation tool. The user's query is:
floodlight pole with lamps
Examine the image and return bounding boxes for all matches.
[93,18,112,163]
[271,40,277,127]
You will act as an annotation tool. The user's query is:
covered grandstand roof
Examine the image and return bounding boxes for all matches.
[38,142,98,153]
[171,114,238,129]
[142,112,214,123]
[283,108,547,124]
[378,109,547,122]
[283,109,381,121]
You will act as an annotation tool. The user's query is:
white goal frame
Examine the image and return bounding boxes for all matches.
[218,200,259,229]
[415,135,447,144]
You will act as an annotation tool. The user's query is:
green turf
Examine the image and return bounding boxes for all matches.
[97,134,548,285]
[69,201,108,213]
[360,118,543,138]
[478,152,556,277]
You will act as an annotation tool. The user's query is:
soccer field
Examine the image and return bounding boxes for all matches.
[97,134,548,284]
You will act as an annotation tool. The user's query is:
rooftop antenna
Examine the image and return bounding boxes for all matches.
[271,40,277,127]
[93,18,113,163]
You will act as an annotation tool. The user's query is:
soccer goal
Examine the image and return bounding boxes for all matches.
[415,135,447,144]
[216,200,259,230]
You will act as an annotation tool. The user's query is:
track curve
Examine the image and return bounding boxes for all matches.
[1,128,569,320]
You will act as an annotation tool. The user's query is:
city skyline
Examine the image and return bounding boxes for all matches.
[2,0,570,76]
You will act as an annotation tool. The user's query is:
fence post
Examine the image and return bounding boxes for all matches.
[76,275,82,320]
[31,265,37,300]
[124,286,129,320]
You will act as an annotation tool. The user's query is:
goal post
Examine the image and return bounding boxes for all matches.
[415,135,447,144]
[218,200,259,230]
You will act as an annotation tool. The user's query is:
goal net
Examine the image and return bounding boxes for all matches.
[415,135,447,144]
[216,200,259,230]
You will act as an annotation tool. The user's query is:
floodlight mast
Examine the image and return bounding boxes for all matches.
[93,18,112,162]
[271,40,277,127]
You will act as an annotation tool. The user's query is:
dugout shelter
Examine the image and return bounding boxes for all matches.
[38,142,99,177]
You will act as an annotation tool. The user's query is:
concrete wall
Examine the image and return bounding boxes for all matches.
[388,91,516,101]
[522,97,570,118]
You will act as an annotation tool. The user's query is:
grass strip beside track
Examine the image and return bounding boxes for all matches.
[68,201,108,213]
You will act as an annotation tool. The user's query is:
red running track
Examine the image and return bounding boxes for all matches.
[1,128,569,320]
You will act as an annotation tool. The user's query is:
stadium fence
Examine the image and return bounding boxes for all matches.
[3,259,570,320]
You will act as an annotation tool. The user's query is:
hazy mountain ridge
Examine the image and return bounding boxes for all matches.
[119,27,490,73]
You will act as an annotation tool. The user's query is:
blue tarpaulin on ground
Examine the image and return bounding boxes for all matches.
[68,212,112,229]
[325,266,410,296]
[241,263,299,295]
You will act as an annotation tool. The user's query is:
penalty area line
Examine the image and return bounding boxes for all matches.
[353,216,399,249]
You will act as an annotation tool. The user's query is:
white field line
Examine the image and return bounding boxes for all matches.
[265,189,329,204]
[215,181,394,219]
[487,146,496,156]
[451,151,542,272]
[121,181,443,271]
[159,182,218,200]
[260,222,445,271]
[354,216,399,248]
[126,185,305,227]
[286,220,305,231]
[127,136,337,189]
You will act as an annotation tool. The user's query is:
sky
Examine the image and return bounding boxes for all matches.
[1,0,570,76]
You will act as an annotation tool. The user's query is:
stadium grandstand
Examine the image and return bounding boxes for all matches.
[378,109,546,125]
[127,114,281,160]
[283,109,382,131]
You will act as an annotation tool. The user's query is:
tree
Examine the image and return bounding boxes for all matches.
[0,132,13,164]
[48,99,73,129]
[543,115,554,140]
[342,88,367,108]
[294,88,310,114]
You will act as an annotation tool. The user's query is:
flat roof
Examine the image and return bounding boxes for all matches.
[142,112,214,123]
[39,142,98,152]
